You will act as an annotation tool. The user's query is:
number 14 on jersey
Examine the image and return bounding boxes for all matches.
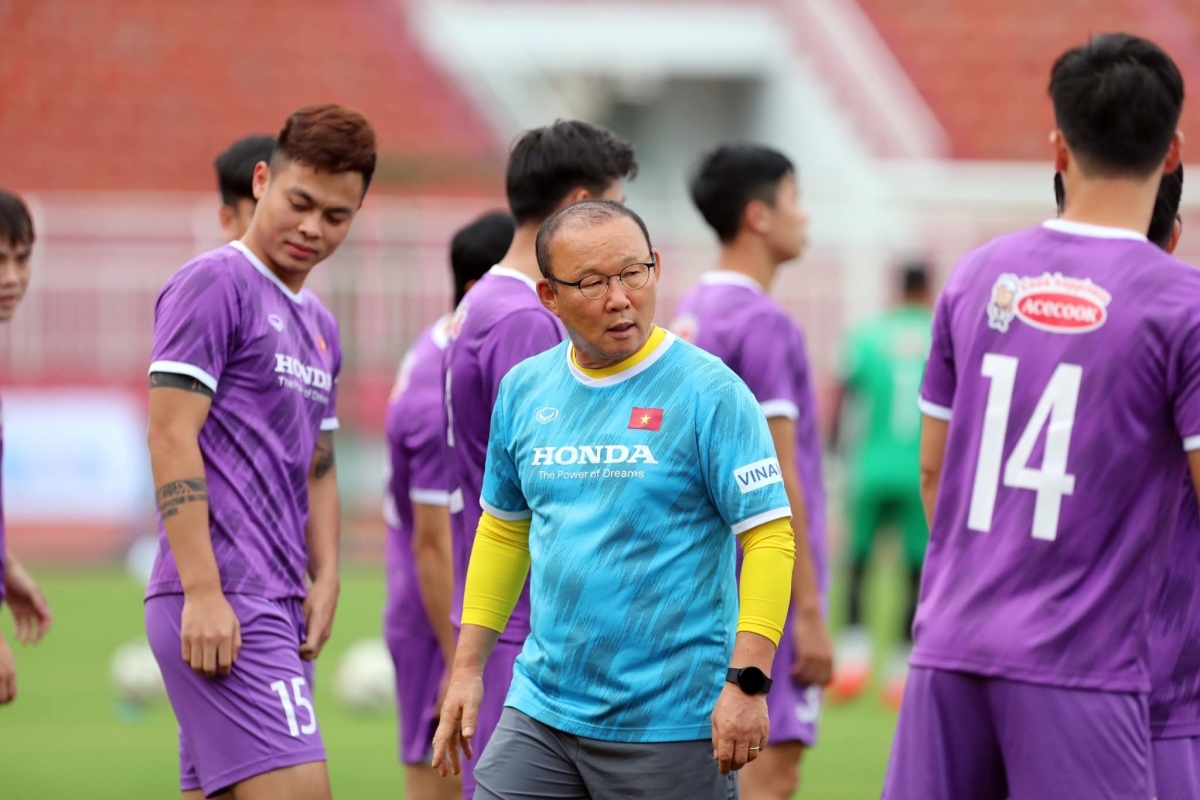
[967,353,1082,541]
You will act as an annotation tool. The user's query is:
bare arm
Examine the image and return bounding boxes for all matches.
[919,415,950,528]
[411,501,457,665]
[766,416,832,686]
[147,376,241,677]
[712,631,776,775]
[300,430,340,661]
[432,623,502,776]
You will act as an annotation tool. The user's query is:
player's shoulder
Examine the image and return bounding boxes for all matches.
[504,339,572,384]
[164,244,247,292]
[667,336,751,394]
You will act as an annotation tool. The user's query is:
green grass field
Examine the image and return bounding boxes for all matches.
[0,560,905,799]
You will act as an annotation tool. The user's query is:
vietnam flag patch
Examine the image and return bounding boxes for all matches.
[628,407,663,431]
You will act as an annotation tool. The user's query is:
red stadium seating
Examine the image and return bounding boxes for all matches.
[854,0,1200,160]
[0,0,501,192]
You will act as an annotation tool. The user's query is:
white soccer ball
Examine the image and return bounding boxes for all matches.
[332,637,395,714]
[110,639,167,706]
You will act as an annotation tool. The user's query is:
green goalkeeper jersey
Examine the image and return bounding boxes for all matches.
[841,305,933,490]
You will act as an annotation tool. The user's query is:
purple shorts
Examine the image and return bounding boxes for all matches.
[1153,736,1200,800]
[766,620,821,746]
[461,637,524,800]
[387,629,445,765]
[882,667,1152,800]
[145,593,325,797]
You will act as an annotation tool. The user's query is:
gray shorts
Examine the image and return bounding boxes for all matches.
[474,707,738,800]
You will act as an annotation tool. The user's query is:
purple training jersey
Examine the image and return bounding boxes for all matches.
[672,271,829,592]
[915,219,1200,692]
[443,266,563,642]
[1149,478,1200,739]
[384,315,452,640]
[147,241,342,601]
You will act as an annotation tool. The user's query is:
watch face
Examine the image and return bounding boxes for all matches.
[739,667,767,694]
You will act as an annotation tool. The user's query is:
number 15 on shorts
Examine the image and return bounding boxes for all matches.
[270,677,318,737]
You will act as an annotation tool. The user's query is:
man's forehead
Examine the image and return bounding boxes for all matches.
[553,218,648,273]
[0,240,31,259]
[275,162,362,209]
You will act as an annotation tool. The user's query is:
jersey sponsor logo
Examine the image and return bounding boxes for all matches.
[531,444,658,466]
[274,354,333,391]
[734,457,783,494]
[987,272,1110,334]
[628,407,663,431]
[450,302,469,339]
[268,313,285,332]
[536,407,559,424]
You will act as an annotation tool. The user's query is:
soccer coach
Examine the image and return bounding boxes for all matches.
[432,199,798,799]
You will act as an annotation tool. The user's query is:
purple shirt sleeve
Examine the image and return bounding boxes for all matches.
[407,403,450,504]
[322,316,342,431]
[735,312,804,421]
[149,264,240,391]
[918,290,956,421]
[480,310,563,408]
[1172,310,1200,450]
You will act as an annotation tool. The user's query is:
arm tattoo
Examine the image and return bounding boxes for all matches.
[150,371,215,398]
[312,431,335,480]
[155,478,208,520]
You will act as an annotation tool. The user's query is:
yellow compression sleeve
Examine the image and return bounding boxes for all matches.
[461,511,532,633]
[736,517,796,645]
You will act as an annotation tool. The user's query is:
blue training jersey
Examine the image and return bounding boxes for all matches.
[481,328,791,742]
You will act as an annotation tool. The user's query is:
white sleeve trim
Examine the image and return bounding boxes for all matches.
[448,488,464,514]
[918,396,953,421]
[1184,435,1200,452]
[760,399,800,420]
[410,488,451,506]
[149,361,219,393]
[480,497,532,522]
[731,506,793,535]
[320,417,340,431]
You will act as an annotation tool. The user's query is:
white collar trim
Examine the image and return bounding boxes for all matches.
[230,240,304,303]
[487,265,539,293]
[698,270,766,293]
[567,331,677,388]
[1042,219,1148,243]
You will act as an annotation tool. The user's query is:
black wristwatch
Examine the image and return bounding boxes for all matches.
[727,666,772,695]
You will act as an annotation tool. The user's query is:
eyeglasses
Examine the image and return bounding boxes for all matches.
[550,259,656,300]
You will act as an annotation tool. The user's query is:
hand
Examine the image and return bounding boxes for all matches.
[791,610,834,686]
[711,683,769,775]
[0,631,16,705]
[5,558,52,645]
[181,587,241,677]
[299,576,339,662]
[431,667,485,777]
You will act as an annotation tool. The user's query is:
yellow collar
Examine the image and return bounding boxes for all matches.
[569,325,667,380]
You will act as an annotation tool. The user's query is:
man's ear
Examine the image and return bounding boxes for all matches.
[1050,129,1070,174]
[252,160,271,201]
[537,278,559,315]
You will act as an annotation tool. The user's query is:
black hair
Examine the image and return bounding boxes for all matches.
[506,121,638,225]
[1049,33,1184,177]
[689,144,795,243]
[0,190,34,249]
[451,211,514,306]
[215,135,277,206]
[535,199,652,280]
[900,262,930,297]
[1148,164,1184,249]
[1054,172,1066,215]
